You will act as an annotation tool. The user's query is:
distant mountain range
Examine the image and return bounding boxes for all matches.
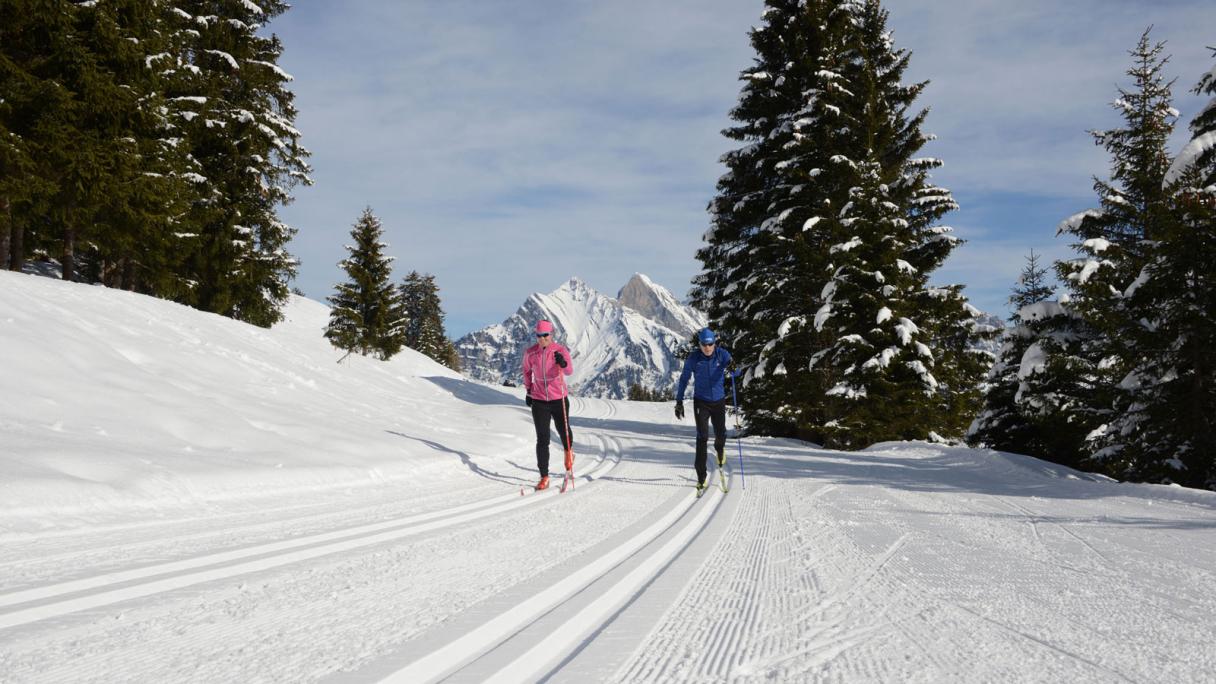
[455,274,706,400]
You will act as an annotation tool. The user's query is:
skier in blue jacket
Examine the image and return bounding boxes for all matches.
[675,327,732,493]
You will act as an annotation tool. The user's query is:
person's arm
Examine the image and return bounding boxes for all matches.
[555,345,573,376]
[522,349,533,396]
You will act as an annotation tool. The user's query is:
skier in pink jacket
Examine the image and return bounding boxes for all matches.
[522,319,575,490]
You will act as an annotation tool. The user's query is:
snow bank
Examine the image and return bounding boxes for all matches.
[0,272,486,527]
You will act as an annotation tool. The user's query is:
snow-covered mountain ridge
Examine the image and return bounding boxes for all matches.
[456,274,707,399]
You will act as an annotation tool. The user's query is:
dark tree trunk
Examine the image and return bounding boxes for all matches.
[62,223,75,281]
[123,257,136,291]
[0,197,10,270]
[9,209,23,273]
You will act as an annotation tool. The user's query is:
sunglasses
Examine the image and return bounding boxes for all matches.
[536,332,550,338]
[700,341,715,347]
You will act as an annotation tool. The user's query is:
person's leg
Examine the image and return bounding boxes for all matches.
[550,397,573,452]
[693,399,710,484]
[711,399,727,465]
[531,401,551,477]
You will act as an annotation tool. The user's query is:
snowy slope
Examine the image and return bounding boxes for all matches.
[3,270,1216,683]
[455,275,705,399]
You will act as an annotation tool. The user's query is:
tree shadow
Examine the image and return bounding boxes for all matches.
[385,430,526,486]
[423,375,521,407]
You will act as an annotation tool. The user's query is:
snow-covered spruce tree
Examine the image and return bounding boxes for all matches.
[0,1,140,282]
[1055,29,1177,480]
[325,208,405,360]
[1106,46,1216,489]
[692,0,857,441]
[969,251,1054,455]
[0,0,56,272]
[1005,297,1100,470]
[400,271,461,371]
[78,0,194,296]
[807,0,989,448]
[174,0,311,327]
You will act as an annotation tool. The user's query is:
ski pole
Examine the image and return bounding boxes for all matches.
[561,395,574,491]
[730,372,744,489]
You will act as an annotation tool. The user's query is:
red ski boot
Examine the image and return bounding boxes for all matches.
[535,475,550,491]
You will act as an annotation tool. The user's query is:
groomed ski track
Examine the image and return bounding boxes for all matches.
[4,394,1216,683]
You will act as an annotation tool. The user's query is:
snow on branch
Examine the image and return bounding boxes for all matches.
[830,236,862,254]
[205,49,239,70]
[1082,237,1112,253]
[1165,131,1216,186]
[894,317,918,344]
[249,60,294,82]
[1057,209,1103,236]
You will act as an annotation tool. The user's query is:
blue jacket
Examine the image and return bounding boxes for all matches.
[676,346,732,402]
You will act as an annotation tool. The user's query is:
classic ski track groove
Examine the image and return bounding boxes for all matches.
[376,456,726,683]
[0,447,623,632]
[0,481,512,585]
[613,478,955,683]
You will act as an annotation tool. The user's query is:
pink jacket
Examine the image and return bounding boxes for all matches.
[523,342,573,401]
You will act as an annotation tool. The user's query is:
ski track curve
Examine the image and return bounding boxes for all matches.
[0,427,673,684]
[0,448,624,634]
[338,436,727,683]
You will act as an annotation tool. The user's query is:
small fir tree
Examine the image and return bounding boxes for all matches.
[400,271,461,371]
[969,251,1056,455]
[325,208,404,360]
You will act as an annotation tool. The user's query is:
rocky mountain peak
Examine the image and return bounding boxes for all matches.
[616,273,705,337]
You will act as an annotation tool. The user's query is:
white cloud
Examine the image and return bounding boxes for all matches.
[273,0,1215,336]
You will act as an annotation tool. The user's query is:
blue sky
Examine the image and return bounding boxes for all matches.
[270,0,1214,337]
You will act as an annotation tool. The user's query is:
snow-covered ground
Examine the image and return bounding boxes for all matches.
[2,270,1215,683]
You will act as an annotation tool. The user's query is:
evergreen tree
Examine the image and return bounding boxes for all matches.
[628,383,673,402]
[793,1,989,447]
[692,0,856,441]
[969,251,1056,454]
[696,1,987,447]
[174,0,311,327]
[325,208,404,360]
[1055,29,1178,479]
[0,0,55,272]
[1004,297,1100,469]
[1109,45,1216,489]
[0,1,128,281]
[400,271,461,371]
[78,0,193,295]
[0,0,305,316]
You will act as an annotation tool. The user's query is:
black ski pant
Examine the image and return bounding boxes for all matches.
[531,397,573,478]
[693,398,727,484]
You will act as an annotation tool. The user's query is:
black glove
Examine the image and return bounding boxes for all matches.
[553,351,567,368]
[675,401,684,420]
[525,395,533,407]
